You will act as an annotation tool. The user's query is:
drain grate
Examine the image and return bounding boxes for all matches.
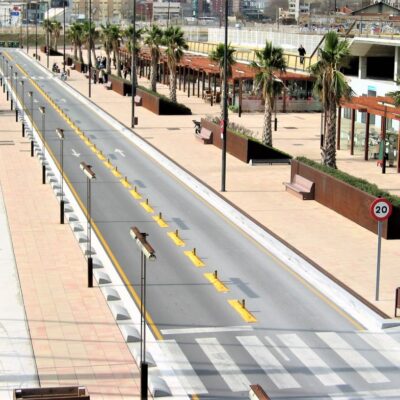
[284,127,298,130]
[0,140,14,145]
[167,128,181,131]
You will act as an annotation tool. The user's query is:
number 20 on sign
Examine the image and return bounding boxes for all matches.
[370,198,393,301]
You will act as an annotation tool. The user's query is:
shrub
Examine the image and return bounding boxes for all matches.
[297,156,400,207]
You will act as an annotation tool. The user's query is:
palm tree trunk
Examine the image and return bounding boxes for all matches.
[73,43,77,60]
[150,57,157,92]
[78,45,83,63]
[169,67,177,103]
[116,49,122,77]
[54,36,58,52]
[262,95,273,147]
[106,49,111,74]
[91,39,97,63]
[322,101,337,168]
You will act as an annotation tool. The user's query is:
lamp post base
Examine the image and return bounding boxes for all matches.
[60,200,64,224]
[10,99,13,110]
[15,109,18,122]
[88,256,93,287]
[42,164,46,184]
[31,140,34,157]
[22,122,25,137]
[140,362,148,400]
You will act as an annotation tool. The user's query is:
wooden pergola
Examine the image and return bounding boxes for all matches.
[339,96,400,172]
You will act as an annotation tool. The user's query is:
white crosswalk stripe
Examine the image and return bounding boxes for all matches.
[197,337,250,392]
[317,332,389,384]
[358,332,400,368]
[158,340,207,395]
[237,335,300,389]
[279,333,345,386]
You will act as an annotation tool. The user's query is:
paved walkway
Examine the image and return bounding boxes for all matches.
[17,49,400,319]
[0,94,140,397]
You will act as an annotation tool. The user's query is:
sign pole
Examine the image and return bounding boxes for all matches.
[375,220,382,301]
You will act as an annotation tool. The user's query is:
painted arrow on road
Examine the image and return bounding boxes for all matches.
[71,149,80,158]
[115,149,126,157]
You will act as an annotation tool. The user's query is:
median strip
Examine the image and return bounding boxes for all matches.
[140,199,154,213]
[167,230,185,246]
[204,271,229,293]
[153,212,168,228]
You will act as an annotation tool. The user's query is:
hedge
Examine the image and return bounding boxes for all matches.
[297,156,400,207]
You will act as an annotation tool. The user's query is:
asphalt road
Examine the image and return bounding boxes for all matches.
[3,49,400,400]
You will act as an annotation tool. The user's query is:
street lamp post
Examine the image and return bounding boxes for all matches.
[38,106,46,184]
[131,0,137,127]
[80,162,96,287]
[10,65,13,110]
[88,0,92,98]
[63,0,66,73]
[20,80,25,136]
[56,128,65,224]
[221,0,228,192]
[130,227,156,400]
[35,3,38,59]
[28,91,34,156]
[14,72,18,122]
[26,2,29,54]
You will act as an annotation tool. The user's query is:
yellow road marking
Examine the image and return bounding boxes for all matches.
[140,200,154,214]
[96,152,106,161]
[228,299,257,323]
[153,215,168,228]
[191,396,200,400]
[112,168,122,178]
[167,231,185,247]
[184,249,205,267]
[204,272,229,292]
[120,177,132,189]
[129,187,142,200]
[103,159,113,169]
[6,52,164,340]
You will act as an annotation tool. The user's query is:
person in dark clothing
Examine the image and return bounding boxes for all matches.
[298,44,306,64]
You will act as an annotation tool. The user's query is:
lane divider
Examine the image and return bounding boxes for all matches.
[111,166,122,178]
[153,212,168,228]
[204,271,229,293]
[140,198,154,214]
[120,176,132,189]
[228,299,257,323]
[167,229,185,247]
[183,248,205,267]
[130,186,142,200]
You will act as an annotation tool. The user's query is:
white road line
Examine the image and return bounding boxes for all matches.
[329,388,400,399]
[317,332,389,384]
[358,332,400,367]
[197,337,250,392]
[278,333,345,386]
[264,336,290,361]
[237,335,300,390]
[158,340,207,395]
[161,326,252,335]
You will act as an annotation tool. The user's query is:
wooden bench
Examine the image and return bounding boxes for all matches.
[284,174,315,200]
[104,81,112,90]
[134,95,142,106]
[195,127,213,144]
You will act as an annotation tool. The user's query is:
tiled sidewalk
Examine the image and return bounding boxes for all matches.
[0,95,140,398]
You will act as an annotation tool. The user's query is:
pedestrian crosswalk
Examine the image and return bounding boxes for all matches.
[161,329,400,398]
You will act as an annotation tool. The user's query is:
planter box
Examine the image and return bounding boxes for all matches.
[136,87,160,114]
[201,119,292,164]
[291,160,400,239]
[75,61,87,73]
[109,75,132,96]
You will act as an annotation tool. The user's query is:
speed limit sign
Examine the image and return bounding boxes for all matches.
[370,198,393,222]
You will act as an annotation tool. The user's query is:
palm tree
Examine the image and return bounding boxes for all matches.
[124,25,143,85]
[387,83,400,106]
[144,25,163,92]
[51,21,62,52]
[42,19,52,53]
[68,22,83,62]
[311,31,353,168]
[209,43,236,121]
[100,23,113,74]
[108,24,122,77]
[163,26,188,103]
[251,41,286,147]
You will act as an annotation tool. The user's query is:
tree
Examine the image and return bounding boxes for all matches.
[108,24,123,77]
[387,82,400,106]
[311,31,353,168]
[42,19,52,53]
[251,41,286,147]
[163,26,188,103]
[68,22,84,62]
[209,43,236,121]
[51,21,62,52]
[100,23,113,74]
[144,25,163,92]
[124,25,143,86]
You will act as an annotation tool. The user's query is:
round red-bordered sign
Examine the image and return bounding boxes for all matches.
[370,198,393,222]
